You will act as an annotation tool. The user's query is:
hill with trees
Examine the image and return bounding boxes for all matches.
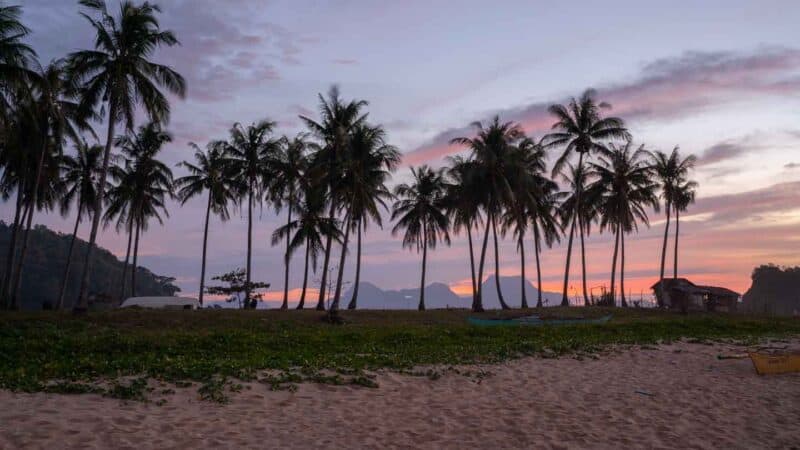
[742,265,800,316]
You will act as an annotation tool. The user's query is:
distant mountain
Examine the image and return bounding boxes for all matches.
[0,223,180,310]
[342,275,562,310]
[742,265,800,316]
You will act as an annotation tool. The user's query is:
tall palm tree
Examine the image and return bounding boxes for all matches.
[391,165,451,311]
[651,147,696,306]
[336,124,399,311]
[529,177,562,308]
[105,122,173,298]
[300,85,368,310]
[672,179,697,279]
[267,133,309,310]
[543,89,629,306]
[444,156,483,310]
[588,141,658,306]
[272,186,342,310]
[0,3,36,121]
[175,141,238,306]
[56,142,102,310]
[69,0,186,313]
[556,163,596,306]
[224,120,279,308]
[450,116,522,310]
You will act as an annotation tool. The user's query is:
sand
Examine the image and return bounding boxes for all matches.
[1,340,799,449]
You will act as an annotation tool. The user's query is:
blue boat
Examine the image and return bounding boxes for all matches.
[467,314,612,327]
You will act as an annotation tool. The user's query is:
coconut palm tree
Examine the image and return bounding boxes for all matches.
[69,0,186,313]
[56,142,103,310]
[543,89,629,306]
[272,186,342,310]
[336,124,399,311]
[651,147,696,306]
[444,155,483,310]
[223,120,279,308]
[105,123,173,298]
[266,133,309,310]
[0,3,36,120]
[175,141,239,306]
[529,177,562,308]
[672,179,697,279]
[391,165,451,311]
[300,85,368,310]
[588,141,659,306]
[450,116,523,310]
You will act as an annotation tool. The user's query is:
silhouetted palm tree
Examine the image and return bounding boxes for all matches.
[588,141,658,306]
[175,141,239,306]
[672,179,697,279]
[651,147,696,306]
[557,162,597,306]
[224,120,279,308]
[543,89,629,306]
[56,142,102,310]
[300,85,368,310]
[529,177,562,308]
[0,3,36,120]
[450,116,522,310]
[69,0,185,313]
[391,165,451,311]
[267,133,309,310]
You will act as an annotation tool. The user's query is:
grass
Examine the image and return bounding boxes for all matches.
[0,307,797,400]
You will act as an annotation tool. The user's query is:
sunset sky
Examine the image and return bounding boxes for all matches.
[6,0,800,304]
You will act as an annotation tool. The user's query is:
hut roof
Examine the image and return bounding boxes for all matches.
[698,285,740,298]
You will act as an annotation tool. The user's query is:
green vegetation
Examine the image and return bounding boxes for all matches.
[1,308,797,401]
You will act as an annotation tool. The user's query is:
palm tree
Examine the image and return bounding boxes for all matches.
[267,133,309,310]
[391,165,451,311]
[175,141,238,306]
[272,186,342,310]
[336,124,399,311]
[588,141,658,306]
[651,148,696,306]
[69,0,185,313]
[300,85,368,310]
[56,142,102,310]
[444,156,483,310]
[450,116,523,310]
[105,123,173,298]
[543,89,629,306]
[529,178,562,308]
[0,3,36,121]
[224,120,279,308]
[556,162,596,306]
[672,179,697,279]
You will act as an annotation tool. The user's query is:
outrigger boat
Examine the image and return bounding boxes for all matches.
[467,314,612,327]
[749,351,800,375]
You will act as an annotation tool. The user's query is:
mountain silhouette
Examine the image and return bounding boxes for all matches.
[478,275,562,309]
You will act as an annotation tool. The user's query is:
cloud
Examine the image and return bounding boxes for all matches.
[403,47,800,165]
[785,162,800,169]
[698,142,751,166]
[331,58,358,65]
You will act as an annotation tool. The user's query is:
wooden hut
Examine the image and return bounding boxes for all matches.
[651,278,740,312]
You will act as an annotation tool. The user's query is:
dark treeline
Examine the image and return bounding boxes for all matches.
[0,1,697,313]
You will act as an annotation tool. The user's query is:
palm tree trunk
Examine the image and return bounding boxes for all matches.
[466,221,477,306]
[658,203,671,307]
[1,182,25,307]
[491,213,509,310]
[76,104,117,313]
[673,207,680,279]
[609,223,620,306]
[315,202,336,311]
[579,219,589,306]
[533,223,543,308]
[419,224,427,311]
[198,193,212,307]
[57,203,83,310]
[621,228,628,307]
[347,217,362,310]
[331,211,352,311]
[131,221,141,298]
[474,213,491,312]
[561,216,577,307]
[280,201,293,310]
[245,186,253,309]
[119,221,133,302]
[519,233,527,308]
[297,237,310,310]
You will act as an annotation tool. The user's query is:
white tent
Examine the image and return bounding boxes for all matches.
[120,296,200,310]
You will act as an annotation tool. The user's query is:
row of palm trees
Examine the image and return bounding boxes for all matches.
[0,1,697,313]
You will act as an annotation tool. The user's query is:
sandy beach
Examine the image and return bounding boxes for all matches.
[1,339,798,449]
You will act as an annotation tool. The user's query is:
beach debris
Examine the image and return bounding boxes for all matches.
[716,353,748,360]
[635,390,655,397]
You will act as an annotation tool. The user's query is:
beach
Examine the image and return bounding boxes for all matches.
[1,339,798,449]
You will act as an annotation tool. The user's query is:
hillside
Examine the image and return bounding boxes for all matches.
[0,223,180,310]
[742,265,800,316]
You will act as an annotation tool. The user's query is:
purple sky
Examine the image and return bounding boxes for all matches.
[6,0,800,302]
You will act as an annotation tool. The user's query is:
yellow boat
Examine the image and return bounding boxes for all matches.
[749,352,800,375]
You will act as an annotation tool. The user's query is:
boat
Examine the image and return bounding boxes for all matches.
[749,352,800,375]
[467,314,612,327]
[120,296,200,310]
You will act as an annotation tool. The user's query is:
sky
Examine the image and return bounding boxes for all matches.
[6,0,800,304]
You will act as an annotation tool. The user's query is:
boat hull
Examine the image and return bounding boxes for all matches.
[749,352,800,375]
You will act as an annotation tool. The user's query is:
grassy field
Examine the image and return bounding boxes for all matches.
[1,307,798,401]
